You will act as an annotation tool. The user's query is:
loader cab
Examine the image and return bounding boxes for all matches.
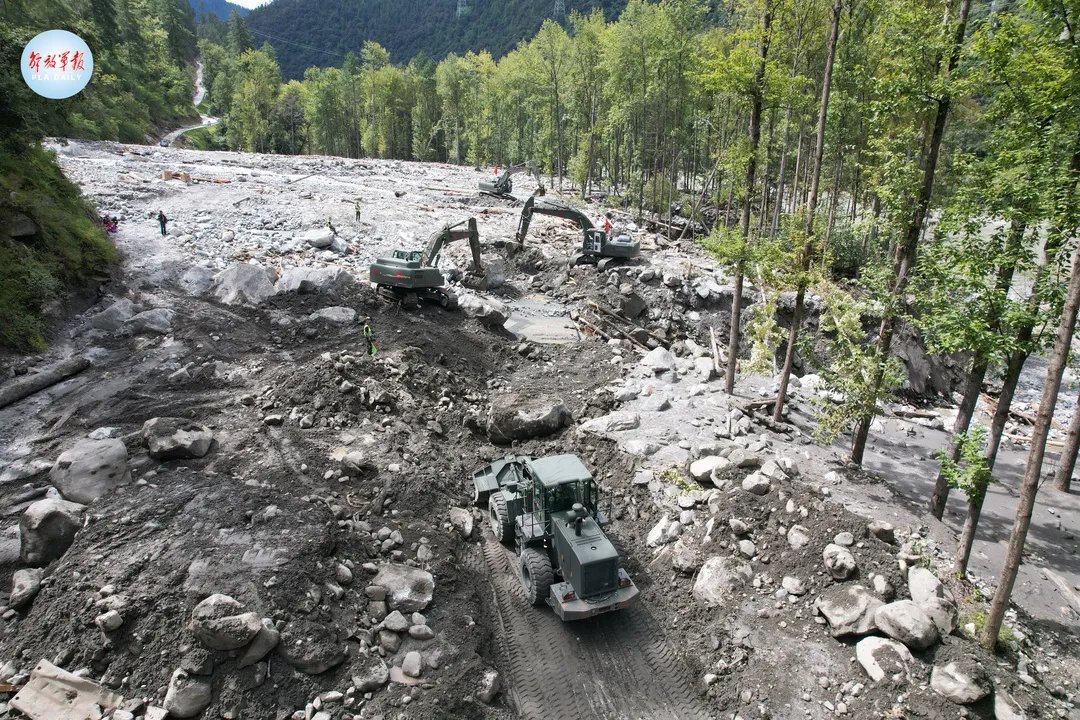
[522,455,598,526]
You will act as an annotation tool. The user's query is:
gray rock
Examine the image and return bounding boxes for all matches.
[382,610,409,632]
[51,438,130,504]
[737,539,756,558]
[874,600,939,650]
[335,563,354,586]
[671,538,701,574]
[20,498,86,566]
[124,308,174,335]
[908,567,951,607]
[163,669,212,718]
[477,669,501,703]
[640,347,677,373]
[690,456,731,482]
[189,595,262,651]
[238,618,280,667]
[9,568,43,609]
[930,661,991,704]
[408,624,435,640]
[787,525,811,550]
[646,516,670,547]
[401,650,422,678]
[302,227,335,248]
[275,266,357,295]
[179,266,215,296]
[781,576,807,596]
[868,521,896,545]
[277,619,347,674]
[833,531,855,546]
[487,395,570,443]
[372,564,435,612]
[922,596,959,636]
[577,411,640,436]
[856,636,916,683]
[994,689,1026,720]
[89,299,135,331]
[692,556,752,606]
[353,660,389,692]
[212,264,276,306]
[814,585,882,637]
[449,507,473,538]
[457,291,508,328]
[141,417,213,460]
[822,543,857,580]
[95,609,123,631]
[741,474,771,495]
[308,306,357,324]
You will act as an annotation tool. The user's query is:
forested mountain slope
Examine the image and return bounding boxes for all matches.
[189,0,249,22]
[245,0,627,78]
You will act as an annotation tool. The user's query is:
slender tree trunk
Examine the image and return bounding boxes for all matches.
[725,4,773,394]
[771,0,841,422]
[982,241,1080,650]
[851,0,972,465]
[771,107,793,237]
[821,144,844,264]
[1053,386,1080,493]
[930,219,1026,518]
[954,496,983,576]
[790,124,805,214]
[758,109,778,235]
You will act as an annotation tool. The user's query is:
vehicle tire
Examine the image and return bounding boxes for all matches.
[488,492,513,544]
[520,548,554,606]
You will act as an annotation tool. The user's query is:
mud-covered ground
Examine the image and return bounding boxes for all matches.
[0,140,1076,720]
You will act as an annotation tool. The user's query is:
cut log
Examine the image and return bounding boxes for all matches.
[0,357,90,411]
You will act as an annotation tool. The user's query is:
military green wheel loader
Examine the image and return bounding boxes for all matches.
[472,454,639,620]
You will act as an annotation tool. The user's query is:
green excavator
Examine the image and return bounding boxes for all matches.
[478,162,545,200]
[369,218,485,309]
[516,196,640,267]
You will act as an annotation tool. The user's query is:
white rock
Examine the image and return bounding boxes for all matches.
[163,669,212,718]
[741,474,771,495]
[141,417,213,460]
[302,227,335,248]
[822,543,857,580]
[95,610,123,631]
[372,564,435,612]
[855,636,915,683]
[874,600,939,650]
[814,585,882,637]
[401,651,422,678]
[189,594,262,651]
[477,669,501,703]
[690,456,731,482]
[50,438,130,504]
[212,263,275,305]
[457,291,508,328]
[449,507,474,538]
[238,618,280,667]
[786,525,811,550]
[930,661,991,704]
[20,498,86,566]
[308,306,357,324]
[9,568,43,608]
[640,347,677,373]
[692,556,752,606]
[577,411,641,436]
[646,517,671,547]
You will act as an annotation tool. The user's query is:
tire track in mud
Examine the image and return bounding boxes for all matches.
[467,535,712,720]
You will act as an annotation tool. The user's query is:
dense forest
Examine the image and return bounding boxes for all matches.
[244,0,631,78]
[197,0,1080,646]
[188,0,249,23]
[0,0,200,350]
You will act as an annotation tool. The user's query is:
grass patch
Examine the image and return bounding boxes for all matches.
[0,143,117,351]
[959,608,1017,651]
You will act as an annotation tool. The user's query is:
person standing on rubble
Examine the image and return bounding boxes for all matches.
[603,211,613,235]
[354,199,362,223]
[157,210,168,236]
[362,317,377,356]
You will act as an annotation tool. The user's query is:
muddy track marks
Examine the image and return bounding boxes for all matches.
[468,535,712,720]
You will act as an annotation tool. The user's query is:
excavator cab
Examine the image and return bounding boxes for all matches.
[392,249,424,264]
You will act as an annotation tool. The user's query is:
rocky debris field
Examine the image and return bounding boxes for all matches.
[0,140,1075,720]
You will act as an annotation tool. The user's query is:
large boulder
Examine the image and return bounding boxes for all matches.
[856,637,917,683]
[141,417,214,460]
[640,347,677,374]
[689,456,731,482]
[908,567,950,606]
[576,412,640,437]
[163,669,212,718]
[930,661,991,704]
[238,618,280,667]
[89,299,135,331]
[302,227,335,248]
[308,306,357,324]
[50,438,130,504]
[275,266,358,295]
[189,594,262,651]
[478,254,507,289]
[874,600,939,650]
[813,585,883,637]
[20,498,86,566]
[371,564,435,612]
[277,619,347,674]
[486,394,570,443]
[457,291,508,328]
[124,308,174,335]
[692,556,752,607]
[179,266,215,296]
[353,659,390,693]
[211,264,275,306]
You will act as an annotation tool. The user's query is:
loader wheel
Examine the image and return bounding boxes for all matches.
[520,548,554,606]
[488,492,513,544]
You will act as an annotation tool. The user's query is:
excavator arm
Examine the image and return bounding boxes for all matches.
[516,196,596,245]
[422,217,483,274]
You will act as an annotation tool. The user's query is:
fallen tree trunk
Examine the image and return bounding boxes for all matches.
[0,357,90,411]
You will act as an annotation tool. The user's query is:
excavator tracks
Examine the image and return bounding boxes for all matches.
[466,535,713,720]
